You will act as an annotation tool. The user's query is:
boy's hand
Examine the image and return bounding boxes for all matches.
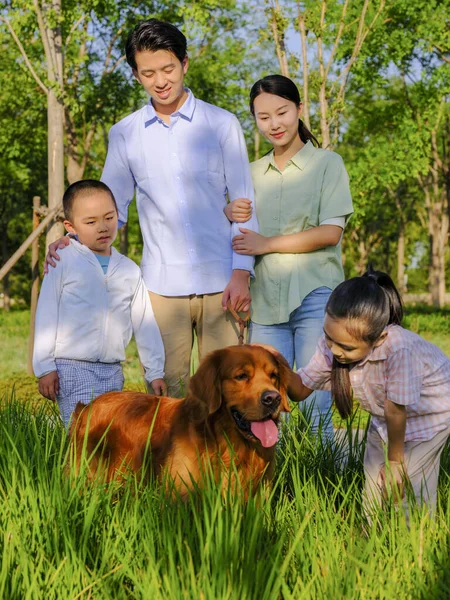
[224,198,252,223]
[38,371,59,401]
[44,236,70,274]
[151,378,167,396]
[377,461,407,504]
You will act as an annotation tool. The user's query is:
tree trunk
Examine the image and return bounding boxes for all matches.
[44,0,65,248]
[1,228,10,311]
[254,129,260,161]
[46,88,65,247]
[428,203,448,307]
[397,223,406,294]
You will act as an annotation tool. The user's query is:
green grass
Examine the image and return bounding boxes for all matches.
[1,308,450,597]
[0,396,449,598]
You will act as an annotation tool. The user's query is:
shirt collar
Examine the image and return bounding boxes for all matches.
[144,88,196,126]
[264,140,317,174]
[354,327,392,368]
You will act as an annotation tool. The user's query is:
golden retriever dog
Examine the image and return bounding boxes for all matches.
[70,344,291,499]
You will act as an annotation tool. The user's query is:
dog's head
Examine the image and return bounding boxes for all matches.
[186,344,291,448]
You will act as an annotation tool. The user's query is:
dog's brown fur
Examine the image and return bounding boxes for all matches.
[70,345,291,499]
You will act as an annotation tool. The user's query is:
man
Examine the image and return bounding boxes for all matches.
[47,19,258,397]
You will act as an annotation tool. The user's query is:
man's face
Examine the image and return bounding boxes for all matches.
[132,49,189,113]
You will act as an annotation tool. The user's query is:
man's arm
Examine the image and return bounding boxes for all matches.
[100,125,136,229]
[220,116,258,312]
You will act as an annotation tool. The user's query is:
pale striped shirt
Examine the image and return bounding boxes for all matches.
[298,325,450,442]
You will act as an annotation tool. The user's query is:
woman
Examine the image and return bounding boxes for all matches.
[226,75,353,441]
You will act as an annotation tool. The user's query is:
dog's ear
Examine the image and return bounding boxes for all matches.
[274,352,292,413]
[185,349,223,423]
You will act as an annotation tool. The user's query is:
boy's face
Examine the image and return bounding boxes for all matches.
[132,49,188,114]
[64,191,118,256]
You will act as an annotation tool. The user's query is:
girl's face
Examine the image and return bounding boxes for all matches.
[253,92,302,150]
[323,315,387,365]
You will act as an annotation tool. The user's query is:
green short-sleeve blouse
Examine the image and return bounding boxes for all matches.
[250,141,353,325]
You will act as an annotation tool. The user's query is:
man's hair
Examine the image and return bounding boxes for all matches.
[63,180,117,221]
[125,18,187,70]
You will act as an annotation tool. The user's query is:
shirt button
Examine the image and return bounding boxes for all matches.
[185,223,190,227]
[273,216,278,220]
[176,176,180,180]
[172,153,177,157]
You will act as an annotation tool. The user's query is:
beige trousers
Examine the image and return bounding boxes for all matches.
[148,292,243,398]
[363,423,450,519]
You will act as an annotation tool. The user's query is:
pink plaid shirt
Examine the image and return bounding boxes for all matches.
[298,325,450,442]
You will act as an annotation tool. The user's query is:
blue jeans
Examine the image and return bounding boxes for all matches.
[249,287,334,442]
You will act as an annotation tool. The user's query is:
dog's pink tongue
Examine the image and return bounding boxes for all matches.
[250,419,278,448]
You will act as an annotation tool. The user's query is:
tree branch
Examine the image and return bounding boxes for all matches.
[1,15,48,95]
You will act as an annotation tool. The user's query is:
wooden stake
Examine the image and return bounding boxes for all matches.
[28,196,41,376]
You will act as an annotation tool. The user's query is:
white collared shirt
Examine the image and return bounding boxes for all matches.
[33,240,165,383]
[101,90,258,296]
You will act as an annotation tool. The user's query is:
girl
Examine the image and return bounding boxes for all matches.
[282,269,450,515]
[226,75,353,441]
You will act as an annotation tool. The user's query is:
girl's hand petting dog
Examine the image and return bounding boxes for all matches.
[38,371,60,401]
[377,461,407,504]
[151,378,167,396]
[224,198,252,223]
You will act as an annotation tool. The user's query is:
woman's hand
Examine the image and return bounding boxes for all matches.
[232,228,269,255]
[224,199,252,223]
[377,461,407,503]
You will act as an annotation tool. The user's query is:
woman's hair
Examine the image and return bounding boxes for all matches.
[249,75,319,147]
[326,267,403,419]
[125,19,187,70]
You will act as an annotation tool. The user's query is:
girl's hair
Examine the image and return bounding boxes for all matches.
[125,19,187,70]
[326,267,404,419]
[249,75,320,147]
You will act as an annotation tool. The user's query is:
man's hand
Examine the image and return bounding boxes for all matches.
[377,461,407,504]
[222,269,251,313]
[232,228,269,256]
[38,371,59,401]
[44,236,70,274]
[224,198,252,223]
[150,378,167,396]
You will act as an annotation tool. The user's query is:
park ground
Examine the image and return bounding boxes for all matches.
[0,306,449,598]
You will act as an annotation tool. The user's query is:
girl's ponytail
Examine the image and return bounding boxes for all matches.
[331,358,352,419]
[298,119,320,148]
[364,266,403,326]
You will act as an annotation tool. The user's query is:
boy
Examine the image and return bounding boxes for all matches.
[45,19,259,398]
[33,180,166,426]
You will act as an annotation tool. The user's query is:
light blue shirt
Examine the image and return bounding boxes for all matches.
[94,253,110,274]
[101,90,258,296]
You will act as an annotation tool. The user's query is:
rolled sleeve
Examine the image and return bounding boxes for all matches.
[319,154,353,225]
[101,125,135,227]
[386,348,422,406]
[298,336,333,391]
[221,116,258,275]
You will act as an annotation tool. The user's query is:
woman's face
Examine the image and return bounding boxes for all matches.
[253,92,302,150]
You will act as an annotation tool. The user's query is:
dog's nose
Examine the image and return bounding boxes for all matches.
[260,390,281,409]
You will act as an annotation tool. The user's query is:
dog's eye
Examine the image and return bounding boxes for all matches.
[235,373,248,381]
[271,371,279,380]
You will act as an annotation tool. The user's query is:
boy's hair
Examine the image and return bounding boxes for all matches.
[63,180,117,221]
[125,19,187,70]
[326,267,404,419]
